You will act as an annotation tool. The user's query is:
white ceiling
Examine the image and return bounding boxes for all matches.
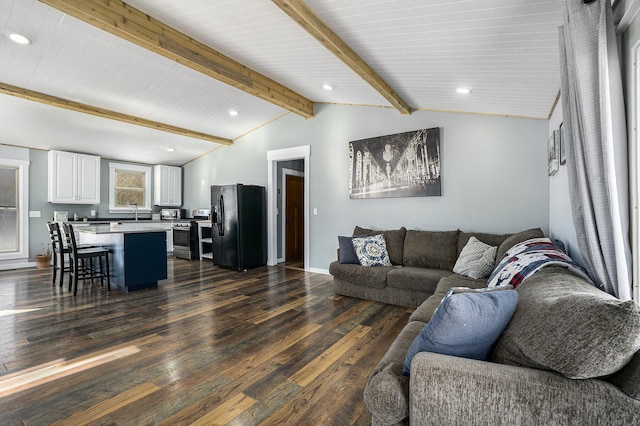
[0,0,564,166]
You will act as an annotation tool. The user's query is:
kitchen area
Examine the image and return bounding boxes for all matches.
[64,208,211,291]
[11,149,192,285]
[28,148,267,291]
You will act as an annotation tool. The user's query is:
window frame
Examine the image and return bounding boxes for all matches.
[108,162,152,213]
[0,158,29,261]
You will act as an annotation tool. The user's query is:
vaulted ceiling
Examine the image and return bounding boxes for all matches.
[0,0,564,166]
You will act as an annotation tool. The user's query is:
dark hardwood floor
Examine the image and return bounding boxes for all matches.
[0,258,410,425]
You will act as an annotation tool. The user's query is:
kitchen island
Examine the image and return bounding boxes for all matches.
[76,224,167,291]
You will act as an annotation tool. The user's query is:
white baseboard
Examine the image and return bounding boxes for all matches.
[0,261,36,271]
[309,267,329,275]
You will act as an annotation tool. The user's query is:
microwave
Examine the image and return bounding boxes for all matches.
[160,209,183,220]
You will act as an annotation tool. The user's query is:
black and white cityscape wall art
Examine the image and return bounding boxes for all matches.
[348,127,441,199]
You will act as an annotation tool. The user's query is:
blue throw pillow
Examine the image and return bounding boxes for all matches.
[402,289,518,375]
[338,236,360,264]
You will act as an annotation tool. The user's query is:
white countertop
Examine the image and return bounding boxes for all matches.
[68,219,184,224]
[76,224,168,234]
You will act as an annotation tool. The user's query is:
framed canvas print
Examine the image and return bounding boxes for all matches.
[348,127,441,199]
[548,130,559,176]
[559,122,566,165]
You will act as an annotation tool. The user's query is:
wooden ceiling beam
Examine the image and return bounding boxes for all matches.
[272,0,412,115]
[0,82,234,145]
[38,0,314,119]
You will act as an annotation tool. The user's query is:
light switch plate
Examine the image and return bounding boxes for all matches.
[29,211,41,218]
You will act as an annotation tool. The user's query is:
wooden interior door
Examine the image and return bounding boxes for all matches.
[285,174,304,262]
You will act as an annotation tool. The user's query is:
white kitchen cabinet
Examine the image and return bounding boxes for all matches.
[48,150,101,204]
[154,165,182,206]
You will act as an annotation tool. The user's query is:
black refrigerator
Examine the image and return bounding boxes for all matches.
[211,184,267,271]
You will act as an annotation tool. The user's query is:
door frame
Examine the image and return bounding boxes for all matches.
[280,168,305,263]
[267,146,310,269]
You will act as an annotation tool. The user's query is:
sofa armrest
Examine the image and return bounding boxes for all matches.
[409,352,640,426]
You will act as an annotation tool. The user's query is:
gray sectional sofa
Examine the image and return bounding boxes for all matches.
[329,226,543,308]
[330,226,640,425]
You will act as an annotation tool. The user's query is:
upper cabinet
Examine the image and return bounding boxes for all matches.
[48,150,101,204]
[154,165,182,206]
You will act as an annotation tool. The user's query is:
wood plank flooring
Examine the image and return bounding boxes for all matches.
[0,258,411,425]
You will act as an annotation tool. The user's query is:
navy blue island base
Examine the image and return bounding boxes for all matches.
[77,224,168,291]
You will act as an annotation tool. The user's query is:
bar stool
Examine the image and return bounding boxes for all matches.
[46,222,95,290]
[62,223,111,296]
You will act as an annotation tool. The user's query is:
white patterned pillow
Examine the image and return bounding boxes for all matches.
[352,234,392,267]
[453,236,497,279]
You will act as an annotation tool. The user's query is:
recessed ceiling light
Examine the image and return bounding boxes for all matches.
[456,87,472,95]
[9,33,31,45]
[229,109,238,117]
[166,148,175,152]
[322,84,333,91]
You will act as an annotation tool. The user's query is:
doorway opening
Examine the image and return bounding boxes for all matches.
[267,146,310,270]
[280,167,304,267]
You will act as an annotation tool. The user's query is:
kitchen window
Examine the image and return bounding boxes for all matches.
[0,156,29,262]
[109,163,151,212]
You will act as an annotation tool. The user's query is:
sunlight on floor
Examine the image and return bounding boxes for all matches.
[0,346,141,397]
[0,308,43,317]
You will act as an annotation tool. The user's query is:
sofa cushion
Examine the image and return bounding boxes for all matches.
[608,351,640,401]
[337,236,359,264]
[352,234,392,267]
[494,227,544,265]
[328,261,393,289]
[457,231,510,258]
[403,289,518,375]
[364,320,425,424]
[387,266,452,294]
[491,267,640,379]
[409,275,486,323]
[353,226,407,265]
[403,230,459,270]
[452,236,497,279]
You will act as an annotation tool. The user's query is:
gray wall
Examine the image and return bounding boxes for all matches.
[26,149,162,261]
[28,149,58,260]
[183,103,550,272]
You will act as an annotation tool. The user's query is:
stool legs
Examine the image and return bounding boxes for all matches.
[70,253,111,296]
[58,252,66,289]
[104,253,111,291]
[51,252,57,287]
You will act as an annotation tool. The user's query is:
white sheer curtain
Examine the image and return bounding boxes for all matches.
[559,0,632,300]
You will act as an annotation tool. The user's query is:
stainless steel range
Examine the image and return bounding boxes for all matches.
[172,209,210,260]
[172,221,193,260]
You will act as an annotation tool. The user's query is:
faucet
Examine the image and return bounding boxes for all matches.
[131,203,138,222]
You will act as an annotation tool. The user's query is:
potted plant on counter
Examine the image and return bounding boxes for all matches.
[35,243,52,269]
